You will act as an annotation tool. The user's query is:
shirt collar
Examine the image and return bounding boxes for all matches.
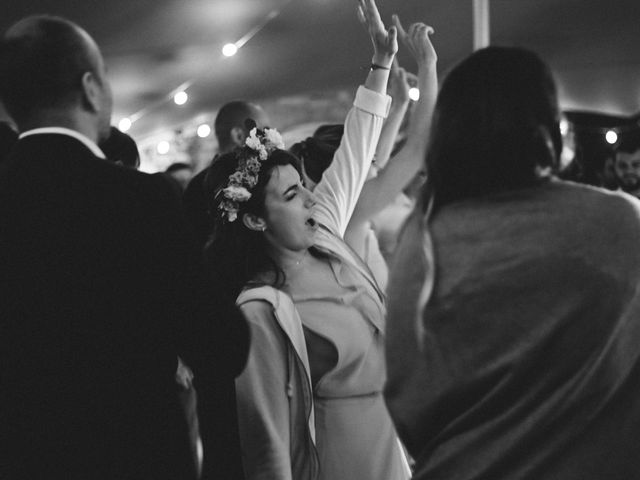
[19,127,106,159]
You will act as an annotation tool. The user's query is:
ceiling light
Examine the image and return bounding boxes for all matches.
[118,118,132,132]
[197,124,211,138]
[605,130,618,144]
[222,43,238,57]
[174,91,188,105]
[157,141,170,155]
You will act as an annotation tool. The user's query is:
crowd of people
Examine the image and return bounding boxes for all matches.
[2,0,640,479]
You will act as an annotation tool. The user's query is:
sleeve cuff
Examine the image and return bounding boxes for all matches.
[353,86,392,118]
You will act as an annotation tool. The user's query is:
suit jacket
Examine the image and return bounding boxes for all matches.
[0,133,249,480]
[182,166,213,249]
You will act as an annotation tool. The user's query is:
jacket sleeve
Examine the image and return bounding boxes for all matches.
[236,300,294,480]
[312,86,391,237]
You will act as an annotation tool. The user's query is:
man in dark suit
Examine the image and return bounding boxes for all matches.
[0,121,18,163]
[0,15,248,480]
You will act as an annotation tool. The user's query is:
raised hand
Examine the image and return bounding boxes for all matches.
[392,15,437,68]
[357,0,398,66]
[388,58,415,105]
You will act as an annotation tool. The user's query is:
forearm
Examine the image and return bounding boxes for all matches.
[409,62,437,154]
[364,53,394,94]
[347,64,435,226]
[312,86,390,236]
[375,98,410,170]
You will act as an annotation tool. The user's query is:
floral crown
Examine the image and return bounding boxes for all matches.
[217,120,285,222]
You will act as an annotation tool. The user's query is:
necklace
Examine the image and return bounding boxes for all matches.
[285,249,309,271]
[294,249,308,266]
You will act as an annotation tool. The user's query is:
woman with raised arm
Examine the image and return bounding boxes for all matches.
[290,16,437,291]
[202,1,409,479]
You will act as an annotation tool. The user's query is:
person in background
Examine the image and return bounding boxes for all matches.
[202,0,411,478]
[371,168,426,264]
[385,46,640,480]
[612,130,640,198]
[183,100,270,247]
[99,125,140,169]
[165,162,193,191]
[0,120,18,163]
[290,17,437,290]
[0,15,248,480]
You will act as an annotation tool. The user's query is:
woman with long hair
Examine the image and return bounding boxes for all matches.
[385,46,640,479]
[203,1,411,478]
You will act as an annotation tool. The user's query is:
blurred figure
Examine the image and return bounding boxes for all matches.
[99,125,140,169]
[165,162,193,191]
[214,101,270,154]
[180,102,269,480]
[385,46,640,480]
[183,101,270,247]
[613,131,640,198]
[0,120,18,162]
[0,15,248,480]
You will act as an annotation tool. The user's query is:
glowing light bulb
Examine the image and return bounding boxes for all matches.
[408,87,420,101]
[197,124,211,138]
[157,141,170,155]
[560,118,569,136]
[174,91,188,105]
[118,117,132,132]
[605,130,618,145]
[222,43,238,57]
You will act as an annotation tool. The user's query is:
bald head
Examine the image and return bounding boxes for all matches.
[214,101,270,153]
[0,15,112,140]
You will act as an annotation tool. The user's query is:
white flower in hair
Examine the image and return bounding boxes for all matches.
[258,145,268,161]
[245,128,262,150]
[264,128,285,150]
[216,125,285,223]
[223,185,252,202]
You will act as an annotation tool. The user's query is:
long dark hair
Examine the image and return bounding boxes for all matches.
[203,147,301,300]
[424,46,562,213]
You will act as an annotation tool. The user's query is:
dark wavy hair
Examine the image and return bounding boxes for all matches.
[289,124,344,184]
[203,147,302,300]
[425,46,562,212]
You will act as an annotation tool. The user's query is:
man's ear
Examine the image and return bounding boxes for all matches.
[81,71,101,113]
[242,212,267,232]
[230,126,246,147]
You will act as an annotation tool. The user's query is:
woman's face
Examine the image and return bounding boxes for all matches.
[262,164,318,253]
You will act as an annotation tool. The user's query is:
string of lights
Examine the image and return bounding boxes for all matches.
[117,0,293,134]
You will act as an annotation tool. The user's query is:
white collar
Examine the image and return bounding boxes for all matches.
[19,127,106,159]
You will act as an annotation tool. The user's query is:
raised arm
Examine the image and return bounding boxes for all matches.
[346,18,437,230]
[372,59,412,172]
[359,0,397,93]
[312,0,396,236]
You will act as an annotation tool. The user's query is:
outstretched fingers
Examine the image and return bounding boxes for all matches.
[392,14,409,45]
[359,0,385,33]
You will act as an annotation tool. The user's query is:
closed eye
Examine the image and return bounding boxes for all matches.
[284,183,303,200]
